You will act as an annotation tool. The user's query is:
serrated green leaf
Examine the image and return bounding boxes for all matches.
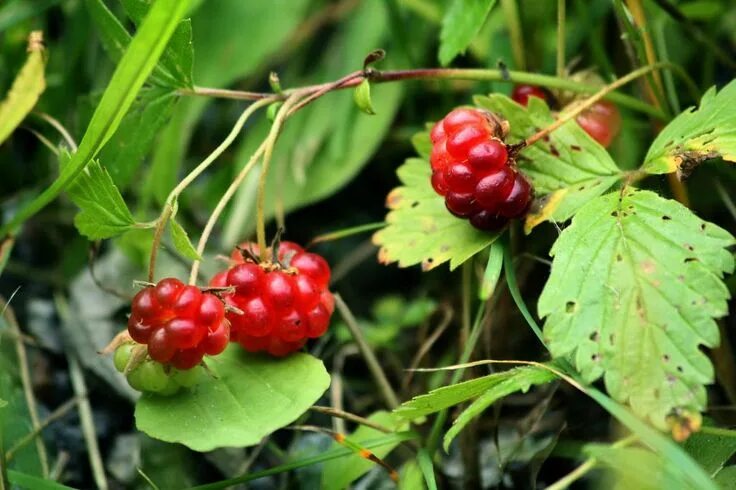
[169,218,201,261]
[321,412,406,490]
[98,87,177,188]
[442,366,557,450]
[480,242,503,299]
[642,80,736,175]
[395,365,555,420]
[474,94,623,232]
[0,32,45,146]
[372,157,499,271]
[438,0,498,66]
[0,0,190,237]
[135,345,330,451]
[65,155,137,240]
[539,188,735,429]
[120,0,194,88]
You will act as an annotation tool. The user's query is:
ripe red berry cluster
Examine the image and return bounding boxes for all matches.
[430,108,533,231]
[511,84,621,148]
[128,278,230,370]
[209,241,334,357]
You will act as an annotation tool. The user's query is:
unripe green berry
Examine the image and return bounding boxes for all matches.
[171,365,204,388]
[113,343,135,373]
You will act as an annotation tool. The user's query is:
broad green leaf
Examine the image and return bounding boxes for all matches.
[64,153,137,240]
[7,471,74,490]
[395,366,555,420]
[98,87,177,188]
[223,1,403,244]
[169,218,201,260]
[0,0,190,237]
[442,366,557,450]
[0,32,45,146]
[438,0,498,66]
[642,80,736,175]
[715,466,736,489]
[683,428,736,476]
[474,95,622,232]
[135,345,330,451]
[584,445,689,490]
[373,158,498,271]
[480,242,503,299]
[321,412,406,490]
[539,188,735,429]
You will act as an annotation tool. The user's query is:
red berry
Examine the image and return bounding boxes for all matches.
[446,125,489,160]
[291,253,331,288]
[127,278,229,369]
[470,210,509,231]
[444,162,477,193]
[468,140,508,171]
[498,173,533,218]
[442,108,487,133]
[445,192,478,217]
[474,167,515,208]
[430,121,446,143]
[576,101,621,148]
[216,242,334,357]
[511,85,547,106]
[431,170,448,195]
[428,107,535,231]
[202,321,229,355]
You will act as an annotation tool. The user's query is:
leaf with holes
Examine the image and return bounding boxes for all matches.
[642,80,736,176]
[372,156,499,271]
[135,345,330,451]
[538,188,735,429]
[474,94,623,233]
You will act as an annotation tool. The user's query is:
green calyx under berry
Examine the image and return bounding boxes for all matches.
[114,342,206,395]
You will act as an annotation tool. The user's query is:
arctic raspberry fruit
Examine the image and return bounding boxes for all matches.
[511,85,548,106]
[213,241,334,357]
[576,100,621,148]
[429,108,533,231]
[127,278,230,370]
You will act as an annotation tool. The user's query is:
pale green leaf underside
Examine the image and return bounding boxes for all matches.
[0,36,45,145]
[643,80,736,175]
[442,366,556,450]
[67,158,136,239]
[539,188,735,429]
[170,218,201,260]
[395,365,555,420]
[135,346,330,451]
[373,157,498,271]
[438,0,497,66]
[475,95,622,231]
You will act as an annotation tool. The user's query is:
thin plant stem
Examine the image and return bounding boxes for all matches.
[546,435,637,490]
[148,98,273,282]
[503,246,546,346]
[5,397,80,462]
[501,0,526,70]
[0,297,49,477]
[523,62,694,148]
[34,112,78,151]
[310,406,393,433]
[334,293,400,409]
[700,426,736,438]
[188,142,268,283]
[255,95,302,258]
[181,68,668,119]
[557,0,566,78]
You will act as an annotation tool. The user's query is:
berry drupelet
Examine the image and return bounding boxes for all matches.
[430,108,533,231]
